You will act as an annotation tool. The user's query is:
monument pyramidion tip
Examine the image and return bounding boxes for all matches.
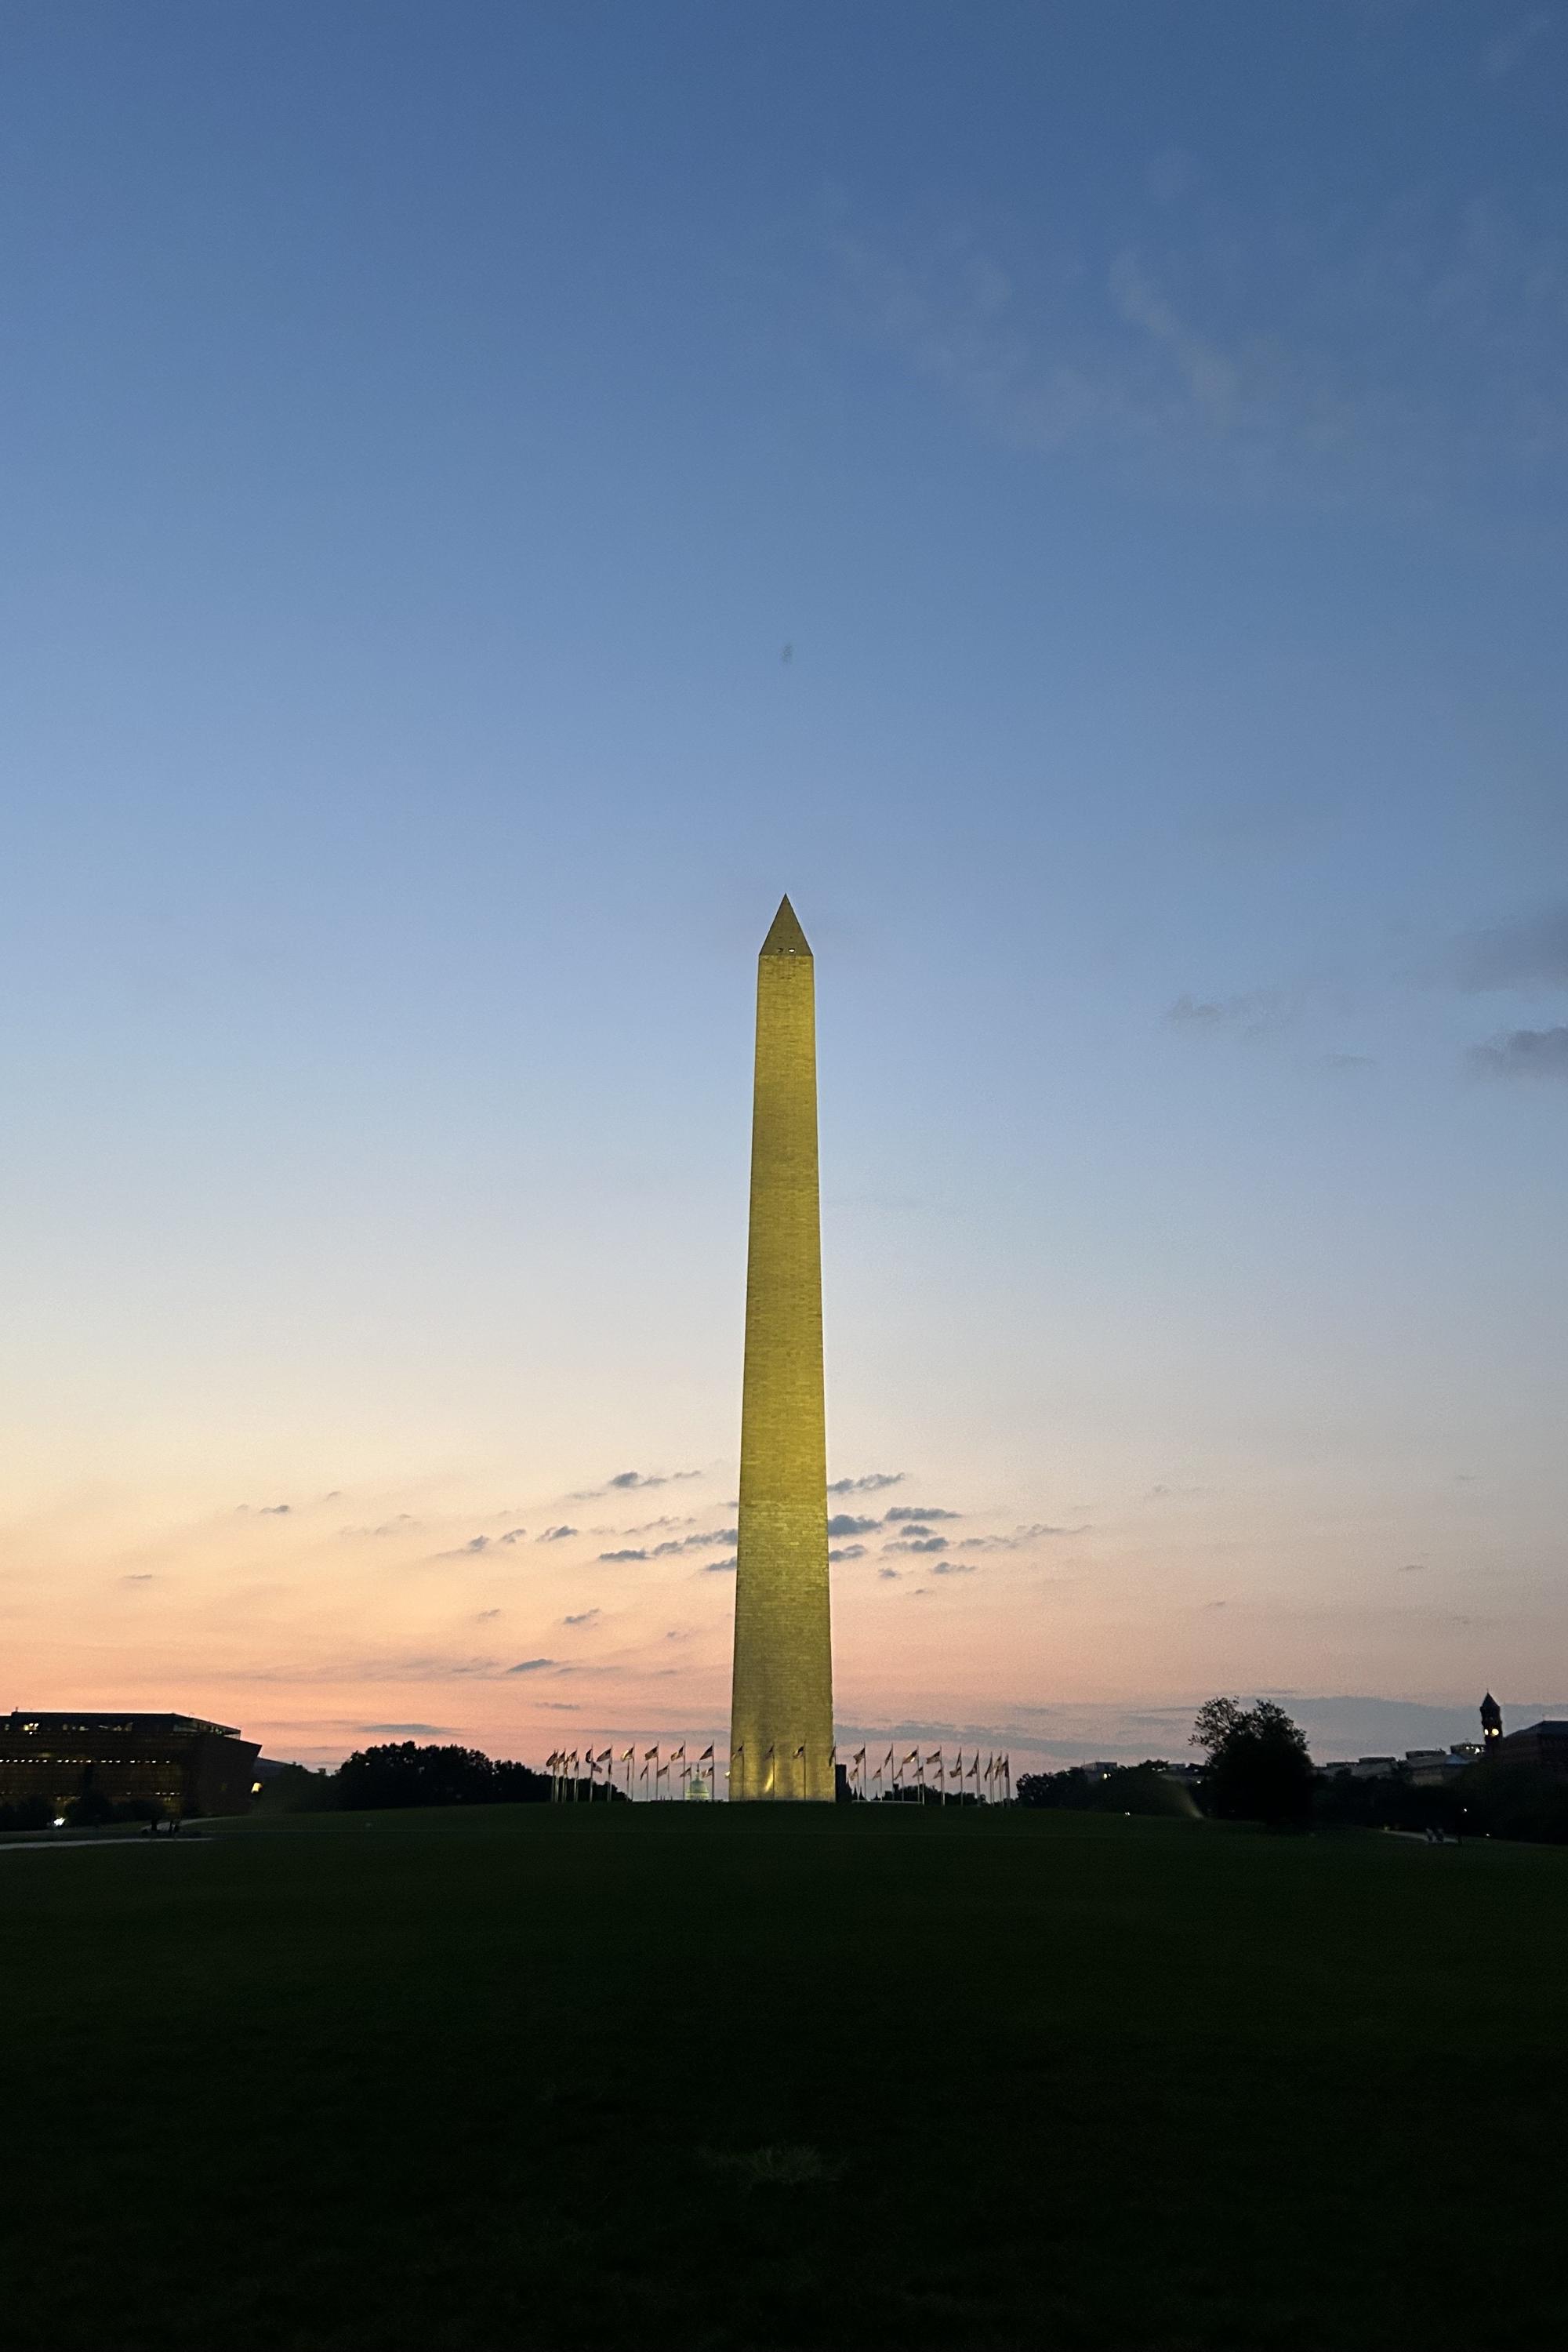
[760,895,811,958]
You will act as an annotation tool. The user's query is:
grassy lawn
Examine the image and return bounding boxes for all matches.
[2,1803,1563,2350]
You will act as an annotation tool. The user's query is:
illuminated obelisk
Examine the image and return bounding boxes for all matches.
[728,895,834,1801]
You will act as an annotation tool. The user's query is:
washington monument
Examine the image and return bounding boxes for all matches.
[728,896,835,1801]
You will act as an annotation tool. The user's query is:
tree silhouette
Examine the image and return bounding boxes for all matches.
[1192,1698,1315,1828]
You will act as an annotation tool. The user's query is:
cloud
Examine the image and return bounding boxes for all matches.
[476,1608,501,1620]
[579,1469,706,1498]
[1453,905,1568,992]
[826,1473,904,1494]
[890,1522,934,1538]
[499,1527,528,1546]
[1468,1026,1568,1080]
[1109,249,1238,426]
[829,1544,866,1563]
[122,1572,156,1583]
[506,1659,555,1675]
[1166,989,1294,1034]
[827,1513,881,1537]
[884,1535,949,1555]
[563,1610,600,1628]
[538,1526,576,1542]
[341,1515,420,1539]
[238,1502,292,1516]
[700,1556,738,1575]
[883,1506,960,1522]
[956,1523,1090,1552]
[1399,1563,1427,1574]
[1146,147,1200,206]
[601,1527,735,1562]
[1483,9,1552,80]
[878,1566,900,1581]
[358,1723,447,1736]
[440,1535,492,1556]
[832,196,1568,517]
[931,1560,977,1577]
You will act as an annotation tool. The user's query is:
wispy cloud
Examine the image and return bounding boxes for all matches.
[1452,905,1568,992]
[829,1544,867,1563]
[537,1526,576,1543]
[358,1722,447,1736]
[884,1534,949,1555]
[1483,9,1552,80]
[1166,989,1297,1035]
[603,1527,737,1562]
[956,1523,1090,1551]
[506,1658,554,1676]
[827,1513,881,1537]
[1468,1025,1568,1080]
[575,1470,702,1499]
[832,185,1568,514]
[563,1610,600,1628]
[883,1506,960,1523]
[826,1472,904,1495]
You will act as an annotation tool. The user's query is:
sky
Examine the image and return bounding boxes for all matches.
[3,0,1566,1772]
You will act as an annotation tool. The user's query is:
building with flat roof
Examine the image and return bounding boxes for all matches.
[1497,1721,1568,1778]
[0,1712,260,1820]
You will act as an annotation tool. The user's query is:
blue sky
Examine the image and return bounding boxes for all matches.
[2,2,1565,1764]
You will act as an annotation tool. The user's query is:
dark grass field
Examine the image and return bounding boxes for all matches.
[3,1804,1565,2351]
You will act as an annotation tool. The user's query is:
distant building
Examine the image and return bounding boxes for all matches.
[1497,1722,1568,1778]
[1481,1693,1503,1754]
[0,1713,260,1820]
[1346,1756,1399,1780]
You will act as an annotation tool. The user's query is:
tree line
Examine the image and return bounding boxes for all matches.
[1016,1697,1568,1842]
[260,1740,574,1813]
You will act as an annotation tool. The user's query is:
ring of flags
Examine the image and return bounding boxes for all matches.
[544,1744,1012,1803]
